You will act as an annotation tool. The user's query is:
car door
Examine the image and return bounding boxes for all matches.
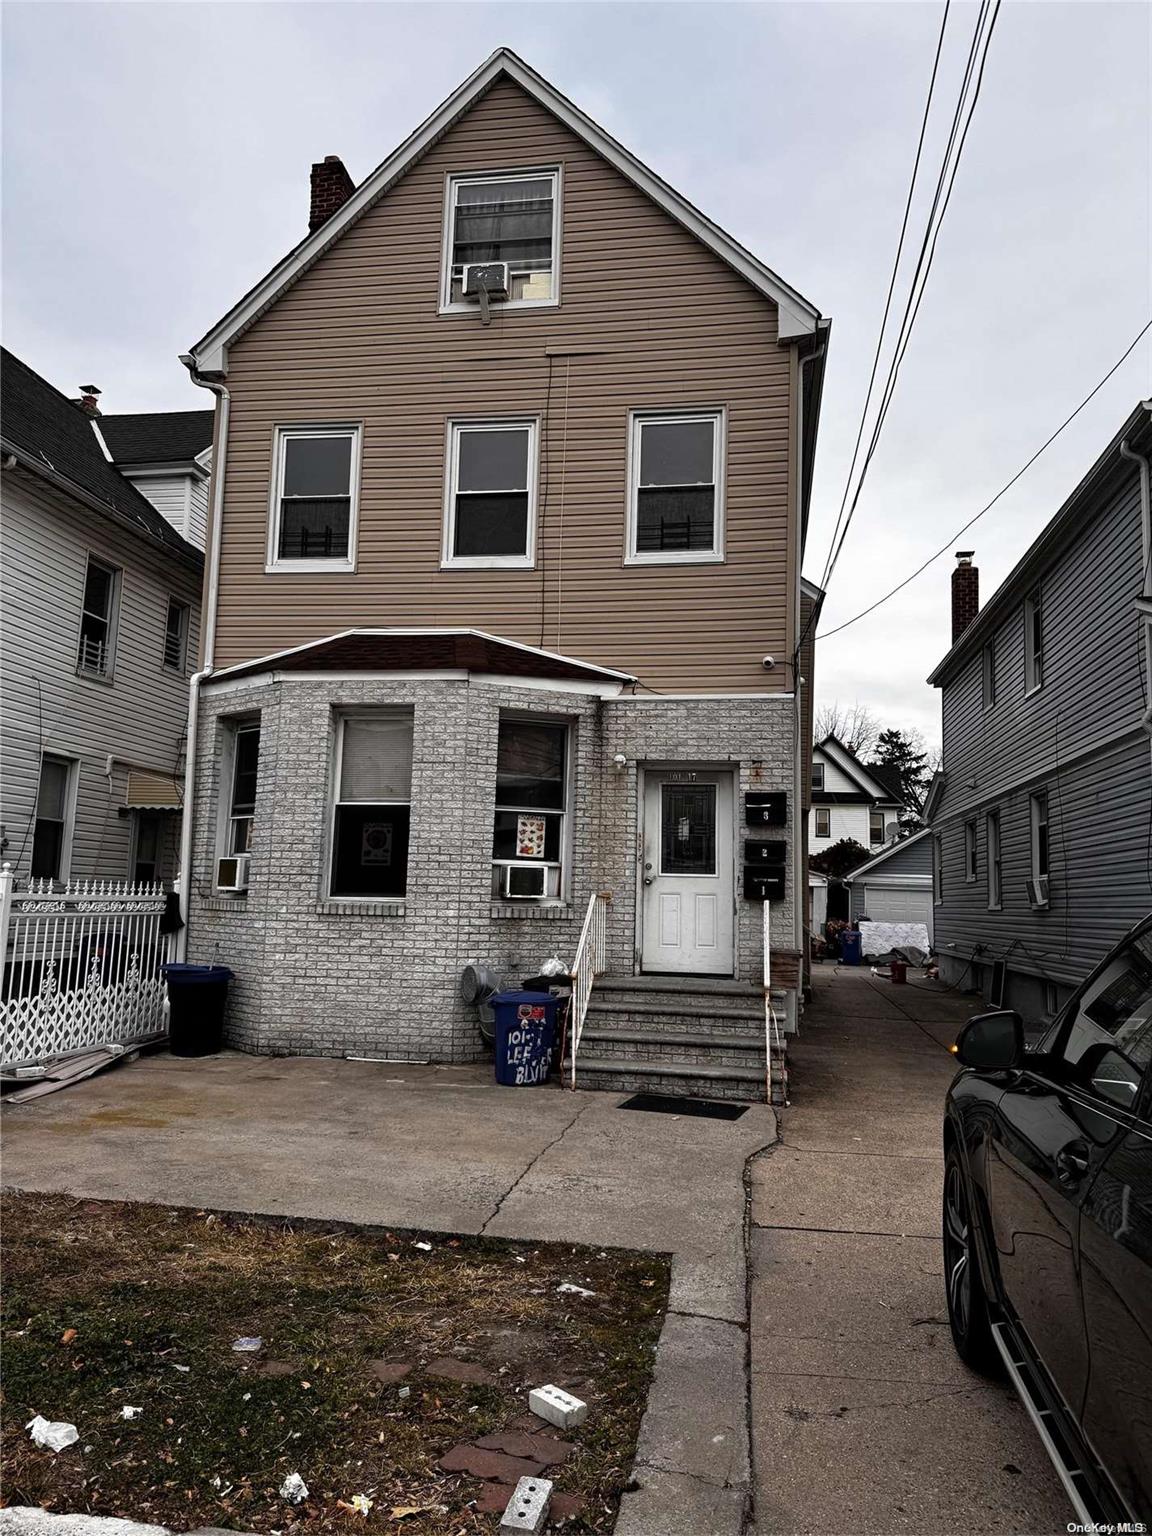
[980,940,1149,1417]
[1073,929,1152,1517]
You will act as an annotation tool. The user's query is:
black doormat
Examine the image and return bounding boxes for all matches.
[618,1092,749,1121]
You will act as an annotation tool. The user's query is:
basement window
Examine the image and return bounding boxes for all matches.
[268,425,360,571]
[442,170,559,309]
[627,410,725,564]
[329,712,414,900]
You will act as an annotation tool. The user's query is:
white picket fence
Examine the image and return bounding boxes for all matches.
[0,864,174,1069]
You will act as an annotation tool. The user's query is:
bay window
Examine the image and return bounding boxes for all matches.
[493,717,568,900]
[330,712,413,899]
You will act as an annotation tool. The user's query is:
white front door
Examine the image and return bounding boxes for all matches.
[641,770,735,975]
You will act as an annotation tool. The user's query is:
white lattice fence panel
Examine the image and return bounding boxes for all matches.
[1,875,172,1067]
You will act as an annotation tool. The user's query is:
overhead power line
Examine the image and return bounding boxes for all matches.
[820,0,1001,595]
[817,318,1152,641]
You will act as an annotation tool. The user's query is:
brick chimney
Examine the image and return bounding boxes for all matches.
[309,155,355,232]
[74,385,102,417]
[951,550,979,642]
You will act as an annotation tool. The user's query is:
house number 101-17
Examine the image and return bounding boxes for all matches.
[666,771,698,781]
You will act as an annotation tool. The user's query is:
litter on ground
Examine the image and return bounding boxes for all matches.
[279,1472,309,1504]
[26,1416,79,1452]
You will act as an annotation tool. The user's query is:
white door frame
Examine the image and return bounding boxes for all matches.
[634,763,739,977]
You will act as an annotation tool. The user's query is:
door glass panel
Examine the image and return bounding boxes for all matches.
[661,784,716,875]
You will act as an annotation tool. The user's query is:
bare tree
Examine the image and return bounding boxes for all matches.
[813,700,881,758]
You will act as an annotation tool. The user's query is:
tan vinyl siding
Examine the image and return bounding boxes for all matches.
[214,79,796,692]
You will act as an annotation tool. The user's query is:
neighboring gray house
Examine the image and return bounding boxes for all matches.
[846,827,933,937]
[98,409,214,550]
[926,403,1152,1022]
[0,350,204,886]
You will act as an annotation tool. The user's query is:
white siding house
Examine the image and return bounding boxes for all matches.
[809,735,905,853]
[1,350,204,886]
[98,411,214,551]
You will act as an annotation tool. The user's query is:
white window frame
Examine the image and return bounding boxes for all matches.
[265,423,361,574]
[327,710,414,902]
[987,810,1002,911]
[163,597,190,672]
[869,809,886,845]
[76,553,121,680]
[492,714,572,904]
[964,820,978,883]
[442,417,539,570]
[814,807,831,840]
[215,721,260,885]
[1024,585,1044,694]
[30,753,79,883]
[1030,789,1050,887]
[811,763,825,791]
[625,408,726,566]
[439,167,562,315]
[982,640,997,711]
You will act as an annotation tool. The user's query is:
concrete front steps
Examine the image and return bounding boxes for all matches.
[566,974,787,1104]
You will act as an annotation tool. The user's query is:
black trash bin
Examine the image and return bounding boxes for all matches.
[491,990,558,1086]
[162,963,234,1057]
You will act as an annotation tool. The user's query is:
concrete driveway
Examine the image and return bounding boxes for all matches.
[749,966,1070,1535]
[2,1052,774,1534]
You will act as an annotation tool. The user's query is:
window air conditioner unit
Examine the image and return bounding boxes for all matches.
[463,261,509,299]
[1026,875,1050,909]
[216,853,251,893]
[503,863,547,899]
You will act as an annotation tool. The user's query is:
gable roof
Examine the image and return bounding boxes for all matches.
[1,348,203,569]
[100,410,214,467]
[844,828,931,882]
[205,627,637,690]
[187,48,823,376]
[814,735,904,804]
[928,400,1152,687]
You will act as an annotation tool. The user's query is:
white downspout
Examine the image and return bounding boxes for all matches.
[793,338,825,1009]
[174,356,230,958]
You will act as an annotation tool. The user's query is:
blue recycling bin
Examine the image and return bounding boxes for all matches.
[163,963,234,1056]
[840,930,863,967]
[492,990,558,1086]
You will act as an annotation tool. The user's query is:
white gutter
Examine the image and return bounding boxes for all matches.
[174,356,230,957]
[1119,430,1152,735]
[793,337,826,983]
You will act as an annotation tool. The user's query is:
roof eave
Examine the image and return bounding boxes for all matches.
[188,47,822,375]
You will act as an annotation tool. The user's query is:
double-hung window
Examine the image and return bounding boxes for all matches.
[987,810,1002,910]
[964,820,978,883]
[330,712,413,899]
[1029,790,1050,905]
[268,425,360,570]
[811,764,825,791]
[814,808,831,840]
[869,809,886,845]
[163,599,189,671]
[627,410,725,563]
[444,419,538,567]
[492,717,568,900]
[982,640,997,710]
[932,835,943,904]
[1024,586,1044,693]
[31,755,76,881]
[443,170,559,309]
[226,725,260,856]
[78,556,119,677]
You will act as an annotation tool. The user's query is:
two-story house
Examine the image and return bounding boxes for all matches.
[1,350,204,886]
[809,734,906,852]
[926,403,1152,1022]
[179,49,829,1100]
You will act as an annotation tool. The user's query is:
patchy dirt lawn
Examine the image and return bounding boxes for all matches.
[2,1192,669,1533]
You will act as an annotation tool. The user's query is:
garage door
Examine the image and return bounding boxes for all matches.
[860,884,933,933]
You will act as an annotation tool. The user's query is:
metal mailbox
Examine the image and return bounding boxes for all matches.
[744,867,786,902]
[745,791,787,827]
[745,839,787,866]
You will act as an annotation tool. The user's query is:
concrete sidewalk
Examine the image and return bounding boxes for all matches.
[3,1051,774,1533]
[748,967,1069,1535]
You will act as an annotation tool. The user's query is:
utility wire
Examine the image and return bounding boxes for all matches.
[819,0,952,588]
[822,0,1000,594]
[818,318,1152,640]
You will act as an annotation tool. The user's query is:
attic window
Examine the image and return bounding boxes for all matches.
[443,171,559,309]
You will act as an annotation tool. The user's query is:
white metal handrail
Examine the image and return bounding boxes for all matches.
[567,890,608,1089]
[1,864,173,1068]
[763,900,785,1103]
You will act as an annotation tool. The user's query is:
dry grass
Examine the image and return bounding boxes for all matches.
[1,1192,669,1533]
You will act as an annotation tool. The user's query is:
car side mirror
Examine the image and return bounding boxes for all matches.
[953,1009,1025,1071]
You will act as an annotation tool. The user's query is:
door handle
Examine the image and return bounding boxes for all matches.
[1056,1142,1091,1183]
[643,876,653,886]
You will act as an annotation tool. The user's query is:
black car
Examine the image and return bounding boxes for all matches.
[944,914,1152,1526]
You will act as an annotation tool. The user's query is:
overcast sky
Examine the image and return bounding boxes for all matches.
[4,1,1149,744]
